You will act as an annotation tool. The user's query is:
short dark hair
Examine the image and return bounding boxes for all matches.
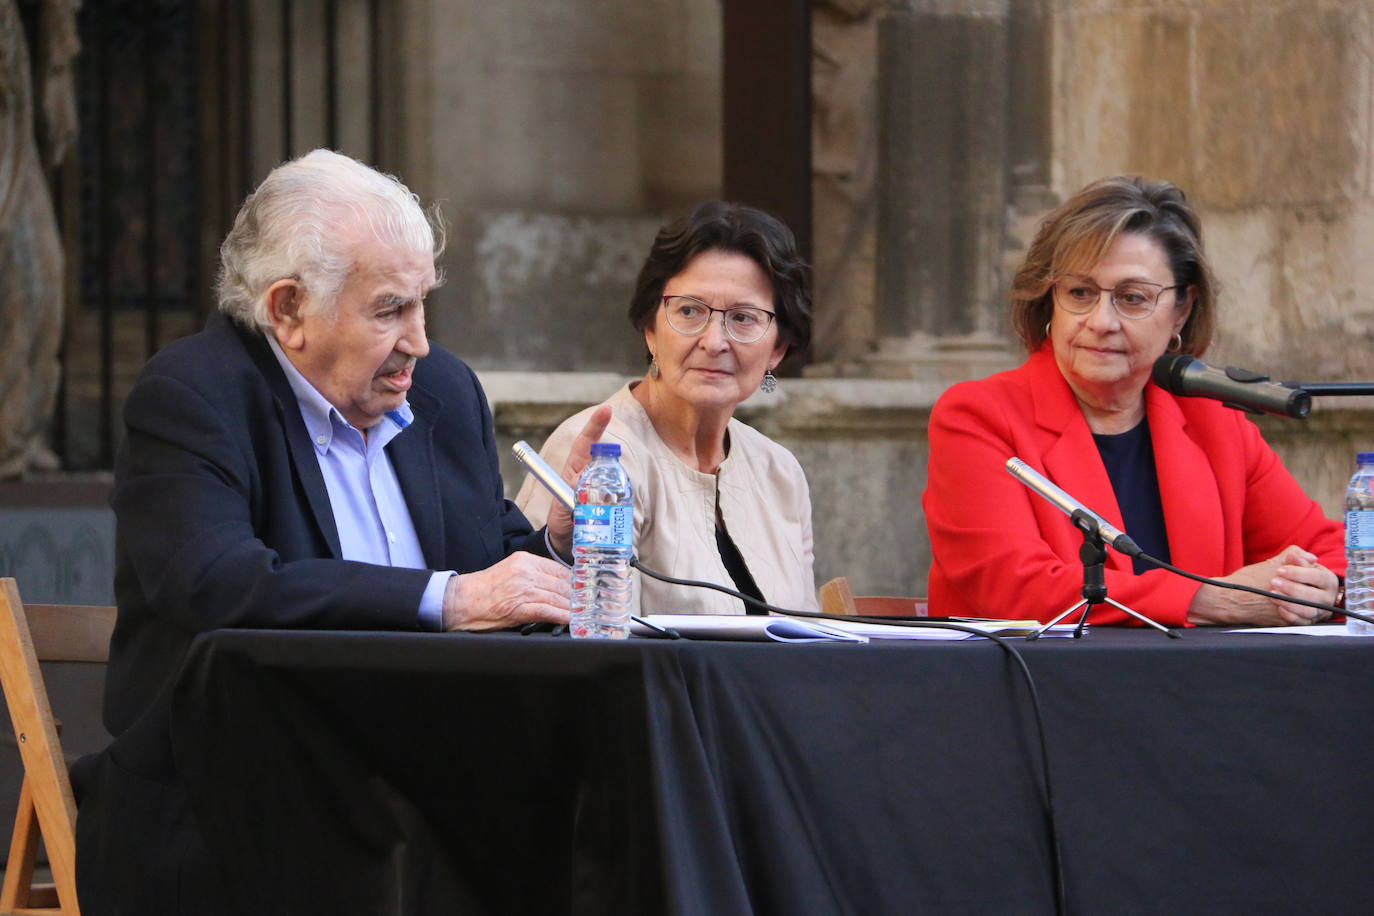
[1009,175,1216,356]
[628,201,812,360]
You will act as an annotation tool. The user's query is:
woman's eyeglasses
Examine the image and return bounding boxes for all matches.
[661,295,776,344]
[1054,277,1181,320]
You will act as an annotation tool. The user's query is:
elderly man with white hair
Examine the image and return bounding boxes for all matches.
[74,150,608,913]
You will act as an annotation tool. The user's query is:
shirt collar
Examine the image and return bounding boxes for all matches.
[266,335,413,454]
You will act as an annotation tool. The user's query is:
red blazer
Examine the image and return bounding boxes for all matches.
[923,347,1345,625]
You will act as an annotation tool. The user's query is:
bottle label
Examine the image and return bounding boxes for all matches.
[1348,509,1374,550]
[573,504,633,549]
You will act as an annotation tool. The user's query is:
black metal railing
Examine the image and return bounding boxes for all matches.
[57,0,385,470]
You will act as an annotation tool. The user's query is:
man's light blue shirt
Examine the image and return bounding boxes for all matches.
[268,337,451,629]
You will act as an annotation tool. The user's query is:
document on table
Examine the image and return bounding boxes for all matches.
[630,615,1076,643]
[1227,624,1367,637]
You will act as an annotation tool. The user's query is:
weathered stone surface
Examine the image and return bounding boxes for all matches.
[1196,200,1374,381]
[434,211,661,372]
[1053,9,1194,193]
[484,0,685,75]
[1270,201,1374,379]
[636,72,723,209]
[1195,4,1368,208]
[410,0,722,371]
[1192,205,1282,358]
[1258,408,1374,519]
[811,4,880,366]
[876,4,1010,339]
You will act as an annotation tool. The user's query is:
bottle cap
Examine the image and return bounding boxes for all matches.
[1359,452,1374,465]
[590,442,621,457]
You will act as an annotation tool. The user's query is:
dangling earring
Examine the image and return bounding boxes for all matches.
[649,357,660,379]
[1043,320,1052,340]
[761,368,778,394]
[1169,333,1182,352]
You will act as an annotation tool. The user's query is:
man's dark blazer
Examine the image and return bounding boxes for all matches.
[76,312,545,913]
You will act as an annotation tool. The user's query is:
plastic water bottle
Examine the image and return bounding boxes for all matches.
[1345,452,1374,635]
[571,442,634,639]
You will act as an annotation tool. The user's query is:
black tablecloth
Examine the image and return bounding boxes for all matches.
[168,628,1374,915]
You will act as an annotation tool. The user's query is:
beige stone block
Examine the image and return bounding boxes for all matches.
[813,8,877,178]
[487,0,686,75]
[1194,4,1368,208]
[1271,201,1374,379]
[636,73,723,209]
[466,69,646,211]
[1053,0,1199,12]
[1052,11,1195,195]
[1053,0,1354,11]
[788,436,934,596]
[443,210,661,372]
[681,0,723,77]
[1258,409,1374,519]
[810,175,878,366]
[1195,205,1282,362]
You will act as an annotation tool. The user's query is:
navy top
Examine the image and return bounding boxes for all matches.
[1093,419,1171,574]
[716,525,767,613]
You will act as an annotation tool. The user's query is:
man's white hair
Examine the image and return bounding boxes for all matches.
[217,149,445,331]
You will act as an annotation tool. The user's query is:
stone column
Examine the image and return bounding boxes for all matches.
[865,0,1016,381]
[0,0,78,477]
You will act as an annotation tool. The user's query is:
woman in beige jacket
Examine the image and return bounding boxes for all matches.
[517,201,817,615]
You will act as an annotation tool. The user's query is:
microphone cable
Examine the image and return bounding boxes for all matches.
[631,557,1068,916]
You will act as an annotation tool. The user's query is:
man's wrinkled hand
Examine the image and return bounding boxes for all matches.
[441,553,571,631]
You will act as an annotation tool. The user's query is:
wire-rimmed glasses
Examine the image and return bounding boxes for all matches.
[661,295,777,344]
[1054,277,1181,320]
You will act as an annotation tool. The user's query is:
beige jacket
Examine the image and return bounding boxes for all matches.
[516,383,818,615]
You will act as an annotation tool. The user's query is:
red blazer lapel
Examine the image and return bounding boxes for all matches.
[1025,348,1134,575]
[1145,380,1227,575]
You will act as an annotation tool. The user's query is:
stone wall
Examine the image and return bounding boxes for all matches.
[1049,0,1374,382]
[392,0,723,372]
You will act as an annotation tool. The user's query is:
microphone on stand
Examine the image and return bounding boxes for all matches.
[1004,458,1143,558]
[1005,458,1173,637]
[1152,353,1311,418]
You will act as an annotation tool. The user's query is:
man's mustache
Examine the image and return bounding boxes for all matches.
[376,355,417,377]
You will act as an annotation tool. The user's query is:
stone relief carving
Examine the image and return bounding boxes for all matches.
[809,0,881,369]
[0,0,79,478]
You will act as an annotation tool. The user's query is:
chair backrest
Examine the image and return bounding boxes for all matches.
[0,578,115,915]
[818,577,928,617]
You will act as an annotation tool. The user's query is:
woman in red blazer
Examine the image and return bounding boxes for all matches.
[923,176,1344,626]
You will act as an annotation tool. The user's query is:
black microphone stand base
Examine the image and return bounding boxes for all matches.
[1026,512,1180,640]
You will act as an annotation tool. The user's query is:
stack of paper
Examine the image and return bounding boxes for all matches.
[629,615,1075,643]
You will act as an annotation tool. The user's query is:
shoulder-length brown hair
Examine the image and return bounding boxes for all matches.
[1009,175,1217,355]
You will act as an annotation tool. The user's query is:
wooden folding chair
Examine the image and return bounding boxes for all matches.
[0,579,115,916]
[818,576,928,617]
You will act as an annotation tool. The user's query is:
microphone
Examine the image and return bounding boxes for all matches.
[512,440,575,511]
[1004,458,1143,558]
[1152,353,1311,418]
